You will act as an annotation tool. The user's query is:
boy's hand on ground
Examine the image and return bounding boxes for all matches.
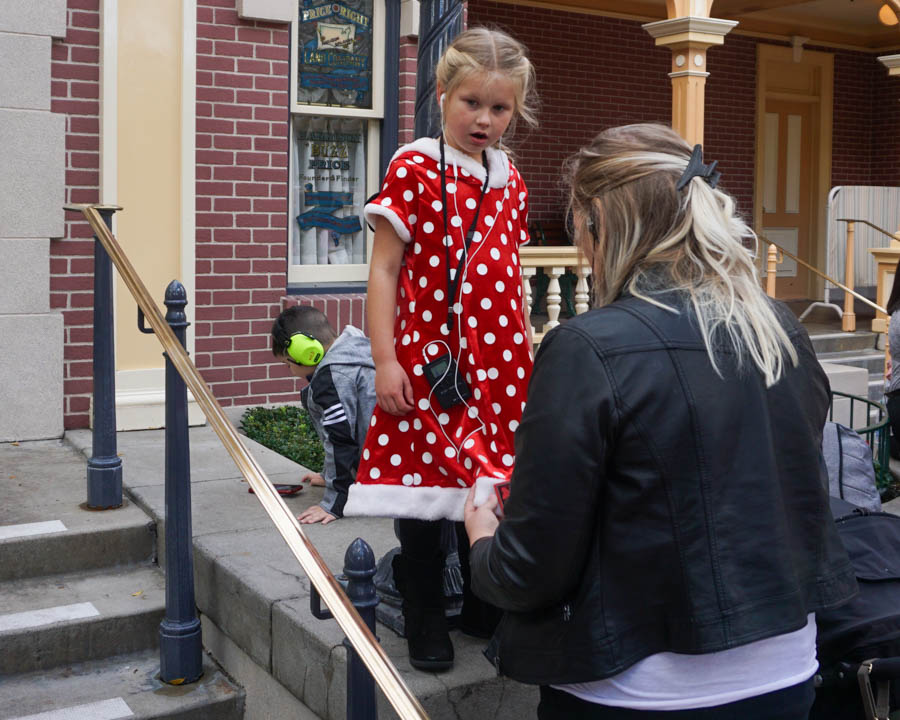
[376,360,415,415]
[298,505,338,525]
[302,472,325,487]
[464,486,499,547]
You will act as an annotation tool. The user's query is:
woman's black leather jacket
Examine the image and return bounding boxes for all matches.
[470,293,857,685]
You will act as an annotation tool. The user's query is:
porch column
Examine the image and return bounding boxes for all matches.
[642,16,737,146]
[414,0,464,139]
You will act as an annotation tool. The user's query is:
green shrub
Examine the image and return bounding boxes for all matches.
[240,405,324,472]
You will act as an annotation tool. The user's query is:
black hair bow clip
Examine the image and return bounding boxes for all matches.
[676,144,721,191]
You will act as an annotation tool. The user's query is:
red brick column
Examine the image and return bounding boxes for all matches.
[399,37,418,146]
[195,0,293,406]
[51,0,101,429]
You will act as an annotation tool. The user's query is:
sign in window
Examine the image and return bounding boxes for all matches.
[297,0,374,109]
[292,115,368,266]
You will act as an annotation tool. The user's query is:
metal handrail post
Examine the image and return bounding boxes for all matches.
[87,205,124,509]
[345,539,379,720]
[843,221,856,332]
[311,537,380,720]
[159,280,203,685]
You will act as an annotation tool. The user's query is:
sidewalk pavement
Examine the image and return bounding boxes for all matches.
[64,409,537,720]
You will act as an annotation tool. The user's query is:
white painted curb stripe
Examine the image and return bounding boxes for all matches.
[0,520,67,540]
[0,602,100,632]
[10,697,134,720]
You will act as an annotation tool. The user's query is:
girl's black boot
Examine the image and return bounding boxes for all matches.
[392,554,454,671]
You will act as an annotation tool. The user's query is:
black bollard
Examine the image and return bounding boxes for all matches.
[344,538,379,720]
[310,537,379,720]
[86,205,124,509]
[158,280,203,685]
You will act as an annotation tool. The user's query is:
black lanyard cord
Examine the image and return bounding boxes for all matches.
[439,134,490,334]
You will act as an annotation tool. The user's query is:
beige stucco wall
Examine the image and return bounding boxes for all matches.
[115,0,183,372]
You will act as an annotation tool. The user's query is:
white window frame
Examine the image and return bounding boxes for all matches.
[288,0,384,285]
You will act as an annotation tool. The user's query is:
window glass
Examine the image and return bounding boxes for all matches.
[292,115,368,266]
[297,0,375,109]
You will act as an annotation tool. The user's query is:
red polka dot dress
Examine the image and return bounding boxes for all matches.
[342,138,533,522]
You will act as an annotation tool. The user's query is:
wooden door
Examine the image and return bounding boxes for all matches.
[760,99,815,299]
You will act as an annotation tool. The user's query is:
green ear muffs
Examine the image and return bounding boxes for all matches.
[286,332,324,366]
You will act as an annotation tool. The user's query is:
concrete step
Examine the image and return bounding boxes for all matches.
[0,440,156,582]
[810,330,879,354]
[816,350,885,374]
[0,649,244,720]
[869,375,887,403]
[66,425,537,720]
[0,564,165,675]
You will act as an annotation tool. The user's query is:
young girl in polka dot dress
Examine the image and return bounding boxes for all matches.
[340,28,538,671]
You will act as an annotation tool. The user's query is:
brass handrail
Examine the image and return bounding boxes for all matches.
[757,235,887,316]
[837,218,900,243]
[65,204,428,720]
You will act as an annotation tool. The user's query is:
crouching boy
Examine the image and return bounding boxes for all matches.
[271,305,375,524]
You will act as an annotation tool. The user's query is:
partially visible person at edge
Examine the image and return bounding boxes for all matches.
[884,259,900,459]
[464,123,857,719]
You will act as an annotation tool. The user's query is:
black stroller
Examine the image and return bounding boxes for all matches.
[810,497,900,720]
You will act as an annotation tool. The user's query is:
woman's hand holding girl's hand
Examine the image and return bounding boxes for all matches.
[464,486,499,547]
[376,360,415,415]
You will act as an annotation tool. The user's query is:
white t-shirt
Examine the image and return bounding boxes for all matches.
[554,614,817,711]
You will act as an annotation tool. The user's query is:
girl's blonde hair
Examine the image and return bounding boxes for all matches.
[436,27,538,141]
[567,123,797,387]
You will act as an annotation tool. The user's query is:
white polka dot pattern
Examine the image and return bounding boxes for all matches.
[357,147,533,513]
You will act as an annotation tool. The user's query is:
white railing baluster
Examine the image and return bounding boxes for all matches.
[544,266,564,332]
[575,264,591,315]
[522,266,536,340]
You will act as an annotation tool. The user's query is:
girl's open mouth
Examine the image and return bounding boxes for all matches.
[471,132,488,142]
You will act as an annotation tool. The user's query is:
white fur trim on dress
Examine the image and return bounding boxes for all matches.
[343,475,507,522]
[364,203,411,243]
[390,137,510,189]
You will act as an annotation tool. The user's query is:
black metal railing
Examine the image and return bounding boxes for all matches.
[74,203,411,716]
[828,390,891,492]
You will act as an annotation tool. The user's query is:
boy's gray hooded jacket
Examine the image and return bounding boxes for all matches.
[304,326,376,517]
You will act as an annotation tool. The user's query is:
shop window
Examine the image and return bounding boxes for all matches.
[289,0,385,285]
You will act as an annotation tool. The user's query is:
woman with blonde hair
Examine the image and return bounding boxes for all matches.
[464,123,856,718]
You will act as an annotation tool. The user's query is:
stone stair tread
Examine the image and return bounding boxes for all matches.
[0,563,164,617]
[818,350,885,360]
[0,564,166,675]
[809,330,880,340]
[0,649,243,720]
[0,440,155,582]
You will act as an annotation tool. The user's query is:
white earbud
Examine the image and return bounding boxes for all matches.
[439,93,446,111]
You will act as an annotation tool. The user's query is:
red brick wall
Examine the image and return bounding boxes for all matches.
[705,33,759,219]
[51,0,101,429]
[194,0,294,407]
[872,55,900,187]
[831,47,876,187]
[467,2,899,229]
[467,2,671,240]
